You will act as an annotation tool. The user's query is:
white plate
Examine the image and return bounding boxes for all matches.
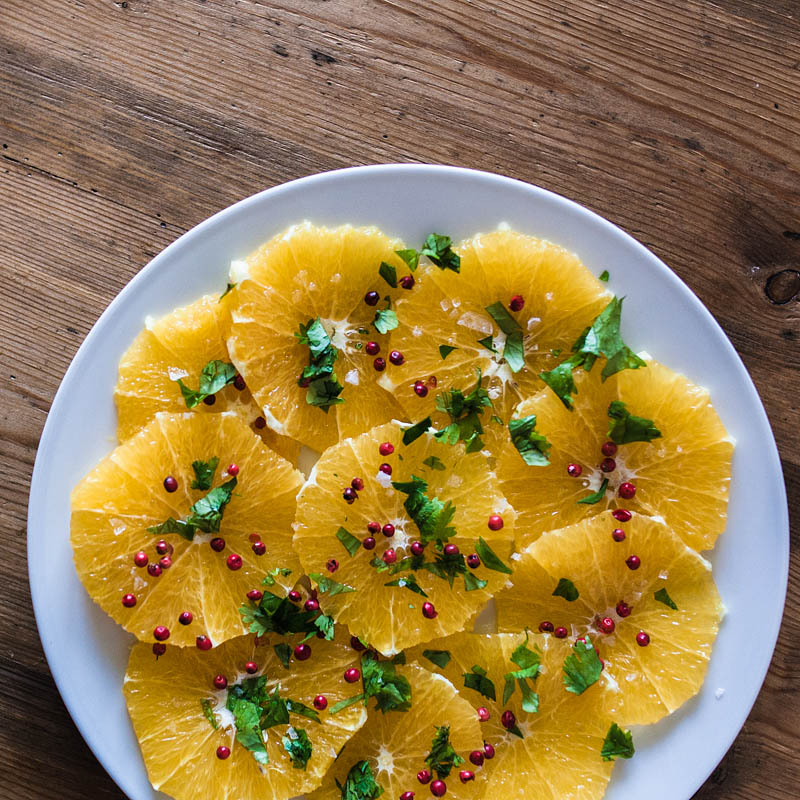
[28,165,789,800]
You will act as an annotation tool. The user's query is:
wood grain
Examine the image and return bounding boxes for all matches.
[1,1,797,797]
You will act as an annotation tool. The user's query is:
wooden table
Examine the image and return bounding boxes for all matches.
[1,1,797,797]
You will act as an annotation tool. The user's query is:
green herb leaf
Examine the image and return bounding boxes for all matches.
[503,331,525,372]
[220,281,237,299]
[403,417,432,445]
[385,575,428,597]
[379,261,398,288]
[392,475,457,544]
[336,527,362,557]
[146,516,195,541]
[283,728,312,769]
[475,537,512,574]
[190,456,219,490]
[599,270,610,282]
[148,476,237,540]
[392,652,407,665]
[601,722,635,761]
[539,355,582,409]
[434,371,492,449]
[200,698,218,729]
[502,633,542,711]
[423,549,467,587]
[552,578,579,602]
[463,664,497,701]
[239,591,320,637]
[577,478,609,505]
[485,301,522,336]
[286,698,322,723]
[306,376,345,412]
[420,233,460,272]
[261,566,293,587]
[422,455,446,471]
[329,694,365,715]
[177,360,238,408]
[463,572,488,591]
[425,725,465,778]
[508,415,551,466]
[477,335,497,353]
[314,613,336,640]
[296,318,345,412]
[654,587,678,610]
[607,400,662,444]
[373,307,398,335]
[227,691,269,765]
[422,649,451,669]
[361,653,413,713]
[563,639,603,695]
[396,248,420,272]
[439,344,457,360]
[579,297,646,380]
[336,759,384,799]
[309,573,357,596]
[274,642,292,669]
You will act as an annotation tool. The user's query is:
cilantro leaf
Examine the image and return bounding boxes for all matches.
[503,331,525,372]
[336,527,361,557]
[434,371,492,451]
[392,475,457,544]
[177,360,238,408]
[227,693,269,765]
[361,653,412,713]
[260,687,291,729]
[463,572,488,591]
[286,698,322,723]
[423,548,468,586]
[607,400,662,444]
[372,302,399,335]
[402,417,432,445]
[502,634,542,711]
[396,248,420,272]
[274,642,292,668]
[508,415,551,466]
[425,725,465,779]
[148,476,237,540]
[282,728,312,769]
[601,722,635,761]
[599,270,610,282]
[485,301,522,336]
[422,649,451,668]
[336,759,384,799]
[439,344,457,360]
[385,575,428,597]
[420,233,460,272]
[477,335,496,353]
[239,591,319,637]
[146,516,195,541]
[552,577,579,602]
[654,587,678,610]
[563,639,603,695]
[296,318,345,412]
[262,566,293,587]
[200,698,218,729]
[539,354,582,409]
[422,455,446,471]
[463,664,496,701]
[309,573,357,596]
[306,376,345,411]
[190,456,219,490]
[577,478,609,505]
[313,613,336,640]
[379,261,398,288]
[475,537,512,574]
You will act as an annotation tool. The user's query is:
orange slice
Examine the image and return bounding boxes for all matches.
[124,633,366,800]
[71,412,303,647]
[497,358,733,551]
[379,229,610,423]
[409,632,616,799]
[226,223,409,451]
[307,663,484,800]
[495,511,723,725]
[293,421,516,655]
[115,293,300,465]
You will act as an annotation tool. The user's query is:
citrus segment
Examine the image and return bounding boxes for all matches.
[293,421,516,655]
[495,512,723,724]
[497,358,733,551]
[226,223,409,451]
[114,293,300,465]
[379,229,610,422]
[409,632,615,800]
[307,663,484,800]
[124,633,367,800]
[71,412,304,647]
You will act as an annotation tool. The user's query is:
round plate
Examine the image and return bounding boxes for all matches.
[28,165,789,800]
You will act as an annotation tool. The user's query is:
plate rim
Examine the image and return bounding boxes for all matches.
[28,163,790,799]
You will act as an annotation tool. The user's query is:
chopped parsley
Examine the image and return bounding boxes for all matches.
[177,360,238,408]
[372,298,398,335]
[148,476,237,541]
[308,573,357,596]
[601,722,635,761]
[424,547,469,587]
[477,335,496,353]
[508,415,551,466]
[295,318,345,412]
[654,587,678,610]
[577,478,609,505]
[434,371,492,452]
[336,526,362,557]
[261,566,293,587]
[420,233,461,272]
[312,613,336,641]
[396,248,420,272]
[273,642,292,669]
[422,455,446,471]
[422,649,451,668]
[336,759,384,799]
[475,537,512,574]
[463,664,496,701]
[502,633,541,712]
[463,572,488,591]
[239,591,320,638]
[361,652,413,713]
[190,456,219,490]
[378,261,397,288]
[485,301,525,372]
[599,270,610,282]
[385,575,428,597]
[552,578,579,602]
[391,475,456,544]
[607,400,661,444]
[425,725,465,779]
[439,344,457,360]
[282,728,312,769]
[563,639,603,695]
[402,417,432,445]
